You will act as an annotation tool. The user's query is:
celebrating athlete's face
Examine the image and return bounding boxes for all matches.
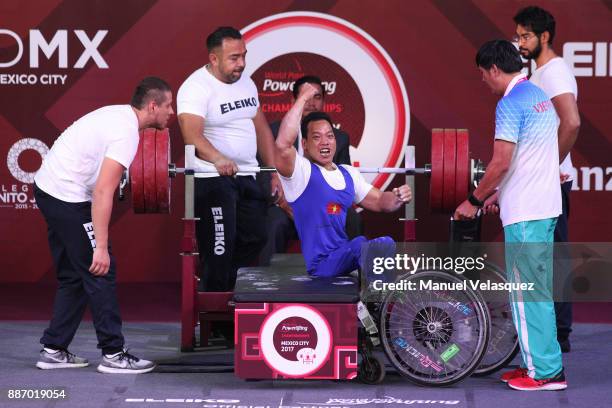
[303,119,336,168]
[515,24,542,60]
[151,91,174,130]
[211,38,247,84]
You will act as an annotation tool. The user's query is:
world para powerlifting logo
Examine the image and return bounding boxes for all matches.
[242,12,410,190]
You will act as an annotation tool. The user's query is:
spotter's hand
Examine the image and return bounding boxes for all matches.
[454,200,479,220]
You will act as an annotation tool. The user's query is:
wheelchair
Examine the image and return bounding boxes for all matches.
[233,251,518,386]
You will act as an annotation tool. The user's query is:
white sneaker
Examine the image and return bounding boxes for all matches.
[36,348,89,369]
[97,349,155,374]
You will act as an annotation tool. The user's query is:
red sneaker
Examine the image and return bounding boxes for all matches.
[507,370,567,391]
[500,367,527,383]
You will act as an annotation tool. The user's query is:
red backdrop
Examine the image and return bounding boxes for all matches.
[1,0,610,283]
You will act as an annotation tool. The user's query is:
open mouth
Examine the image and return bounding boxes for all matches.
[320,148,331,157]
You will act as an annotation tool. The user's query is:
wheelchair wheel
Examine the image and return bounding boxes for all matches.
[358,355,386,384]
[379,270,490,386]
[471,263,519,376]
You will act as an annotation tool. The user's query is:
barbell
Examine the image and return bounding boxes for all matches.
[126,128,485,214]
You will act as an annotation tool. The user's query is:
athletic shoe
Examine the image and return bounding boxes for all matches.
[36,348,89,369]
[507,369,567,391]
[501,367,528,383]
[97,349,155,374]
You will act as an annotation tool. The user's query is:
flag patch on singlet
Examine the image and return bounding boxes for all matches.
[326,202,342,215]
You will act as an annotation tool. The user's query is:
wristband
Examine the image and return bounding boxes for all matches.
[468,193,484,208]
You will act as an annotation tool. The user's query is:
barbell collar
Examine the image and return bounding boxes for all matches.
[168,163,177,178]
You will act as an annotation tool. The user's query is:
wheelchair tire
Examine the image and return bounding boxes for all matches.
[379,270,490,386]
[358,355,386,384]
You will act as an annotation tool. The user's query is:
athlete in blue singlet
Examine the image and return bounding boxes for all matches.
[274,83,412,277]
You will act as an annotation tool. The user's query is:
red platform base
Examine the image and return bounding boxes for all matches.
[235,302,358,380]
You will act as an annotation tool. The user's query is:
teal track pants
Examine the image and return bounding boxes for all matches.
[504,217,563,379]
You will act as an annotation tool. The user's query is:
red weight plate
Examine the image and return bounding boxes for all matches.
[130,131,145,213]
[455,129,470,209]
[142,128,159,213]
[442,129,457,213]
[155,129,171,214]
[430,129,444,211]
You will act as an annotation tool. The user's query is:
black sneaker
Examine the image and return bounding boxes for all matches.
[97,349,155,374]
[36,348,89,369]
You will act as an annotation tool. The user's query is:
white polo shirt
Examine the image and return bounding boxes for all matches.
[495,75,562,226]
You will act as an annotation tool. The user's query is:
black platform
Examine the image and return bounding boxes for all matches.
[234,254,359,303]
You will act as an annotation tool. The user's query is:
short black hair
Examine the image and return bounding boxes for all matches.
[301,111,333,139]
[475,40,523,74]
[292,75,323,99]
[206,26,242,52]
[130,76,171,109]
[513,6,556,45]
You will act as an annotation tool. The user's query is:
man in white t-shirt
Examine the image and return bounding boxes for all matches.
[33,77,174,374]
[455,40,565,391]
[274,83,411,278]
[514,5,580,353]
[177,27,279,294]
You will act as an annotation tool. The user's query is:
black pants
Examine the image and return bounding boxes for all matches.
[194,176,267,291]
[34,185,124,355]
[554,181,573,340]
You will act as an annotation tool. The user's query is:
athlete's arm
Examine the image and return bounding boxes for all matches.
[89,158,123,276]
[275,83,318,177]
[359,184,412,212]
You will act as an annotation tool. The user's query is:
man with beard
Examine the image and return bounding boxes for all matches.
[34,77,173,373]
[274,83,411,278]
[514,6,580,353]
[177,27,279,292]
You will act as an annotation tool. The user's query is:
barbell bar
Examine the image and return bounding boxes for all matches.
[166,164,432,177]
[124,128,486,214]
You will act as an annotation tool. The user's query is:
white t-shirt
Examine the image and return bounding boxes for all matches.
[530,57,578,181]
[495,75,562,226]
[177,66,259,177]
[280,154,373,204]
[34,105,139,202]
